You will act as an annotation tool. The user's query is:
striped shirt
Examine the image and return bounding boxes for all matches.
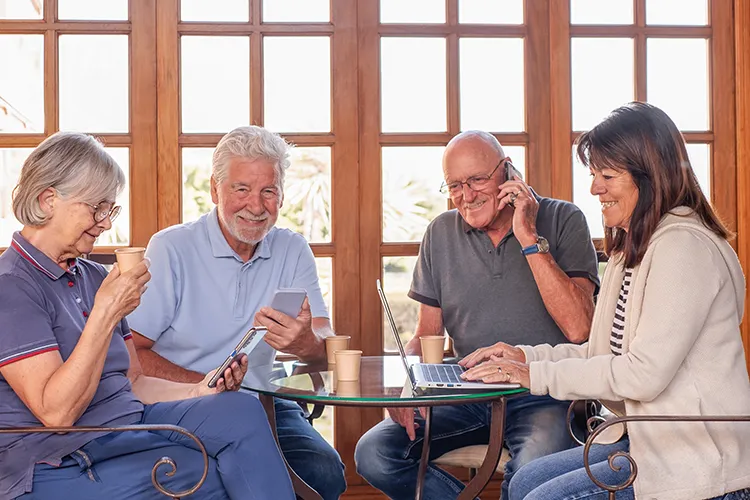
[610,268,633,355]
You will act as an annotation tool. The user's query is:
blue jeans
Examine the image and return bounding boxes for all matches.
[509,437,633,500]
[509,438,750,500]
[274,398,346,500]
[19,392,294,499]
[354,394,573,500]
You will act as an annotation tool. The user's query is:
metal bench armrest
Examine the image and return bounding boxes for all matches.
[581,414,750,500]
[0,424,208,499]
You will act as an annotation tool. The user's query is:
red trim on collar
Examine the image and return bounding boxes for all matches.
[9,240,58,280]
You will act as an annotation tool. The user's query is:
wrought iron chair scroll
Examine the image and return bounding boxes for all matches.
[565,404,750,500]
[0,424,209,499]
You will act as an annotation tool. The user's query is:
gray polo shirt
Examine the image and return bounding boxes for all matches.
[409,196,599,357]
[0,233,143,499]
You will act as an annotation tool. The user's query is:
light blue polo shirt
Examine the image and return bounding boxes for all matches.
[127,209,328,389]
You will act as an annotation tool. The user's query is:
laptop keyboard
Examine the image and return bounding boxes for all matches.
[422,364,465,384]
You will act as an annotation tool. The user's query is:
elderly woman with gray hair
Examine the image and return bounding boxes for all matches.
[0,132,294,499]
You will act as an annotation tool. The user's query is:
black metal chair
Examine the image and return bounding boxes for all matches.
[567,400,750,500]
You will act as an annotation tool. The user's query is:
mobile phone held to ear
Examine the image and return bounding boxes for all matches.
[505,160,523,181]
[270,288,307,318]
[207,326,268,388]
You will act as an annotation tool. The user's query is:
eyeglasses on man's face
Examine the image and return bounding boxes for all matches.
[439,159,505,197]
[83,202,122,224]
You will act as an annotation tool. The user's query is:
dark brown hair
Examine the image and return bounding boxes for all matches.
[575,102,730,268]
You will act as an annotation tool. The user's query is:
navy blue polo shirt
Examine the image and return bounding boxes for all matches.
[0,233,143,499]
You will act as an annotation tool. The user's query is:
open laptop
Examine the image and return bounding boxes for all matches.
[376,279,521,395]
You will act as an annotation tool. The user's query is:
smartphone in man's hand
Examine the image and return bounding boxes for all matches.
[270,288,307,318]
[207,326,268,388]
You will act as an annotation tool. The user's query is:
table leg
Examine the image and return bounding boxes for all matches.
[457,398,507,500]
[414,406,433,500]
[259,394,323,500]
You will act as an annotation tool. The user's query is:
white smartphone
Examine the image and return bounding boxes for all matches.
[270,288,307,318]
[207,326,268,388]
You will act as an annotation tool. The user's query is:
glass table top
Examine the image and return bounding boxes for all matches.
[243,356,527,406]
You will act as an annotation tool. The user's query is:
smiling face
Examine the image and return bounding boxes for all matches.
[442,136,505,230]
[211,156,282,252]
[589,167,639,231]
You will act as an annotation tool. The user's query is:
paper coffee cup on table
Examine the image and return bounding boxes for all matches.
[114,247,146,273]
[334,350,362,381]
[420,335,445,364]
[325,335,351,364]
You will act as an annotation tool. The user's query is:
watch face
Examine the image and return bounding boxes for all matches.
[538,237,550,253]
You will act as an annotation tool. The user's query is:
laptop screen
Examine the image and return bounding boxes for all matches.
[376,279,417,390]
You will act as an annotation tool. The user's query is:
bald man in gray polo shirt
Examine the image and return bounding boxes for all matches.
[356,131,599,500]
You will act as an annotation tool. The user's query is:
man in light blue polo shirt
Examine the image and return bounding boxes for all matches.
[127,126,346,500]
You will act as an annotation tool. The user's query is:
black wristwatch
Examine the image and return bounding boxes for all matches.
[521,236,550,256]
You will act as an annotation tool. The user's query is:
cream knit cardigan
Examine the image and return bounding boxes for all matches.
[519,208,750,500]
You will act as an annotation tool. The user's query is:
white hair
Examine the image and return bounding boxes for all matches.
[212,126,293,192]
[12,131,126,226]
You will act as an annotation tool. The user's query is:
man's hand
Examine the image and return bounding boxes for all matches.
[459,341,525,369]
[386,407,427,441]
[256,298,318,358]
[192,354,248,398]
[497,173,540,248]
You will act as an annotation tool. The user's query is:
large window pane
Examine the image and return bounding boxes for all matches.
[460,38,524,132]
[0,0,40,18]
[0,35,43,133]
[181,0,248,22]
[263,0,329,22]
[571,0,633,24]
[382,147,446,243]
[96,148,130,246]
[181,36,250,133]
[647,38,708,131]
[572,38,634,131]
[572,147,604,239]
[646,0,707,25]
[459,0,523,24]
[380,0,444,24]
[0,148,31,243]
[686,143,710,198]
[59,35,129,133]
[277,147,332,243]
[502,145,526,180]
[182,147,214,223]
[264,37,330,133]
[381,38,446,133]
[0,0,42,19]
[58,0,128,20]
[382,256,419,351]
[315,256,333,321]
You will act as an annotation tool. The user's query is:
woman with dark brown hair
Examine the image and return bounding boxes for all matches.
[459,102,750,499]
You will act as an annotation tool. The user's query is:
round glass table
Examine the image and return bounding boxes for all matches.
[244,356,528,500]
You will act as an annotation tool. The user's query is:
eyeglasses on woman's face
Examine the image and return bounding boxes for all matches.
[83,201,121,224]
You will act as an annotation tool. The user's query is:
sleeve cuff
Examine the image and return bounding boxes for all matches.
[407,290,440,308]
[0,344,60,369]
[518,345,534,363]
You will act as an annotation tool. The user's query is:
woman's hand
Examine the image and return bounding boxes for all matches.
[193,354,249,398]
[93,260,151,321]
[459,341,525,369]
[460,356,531,388]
